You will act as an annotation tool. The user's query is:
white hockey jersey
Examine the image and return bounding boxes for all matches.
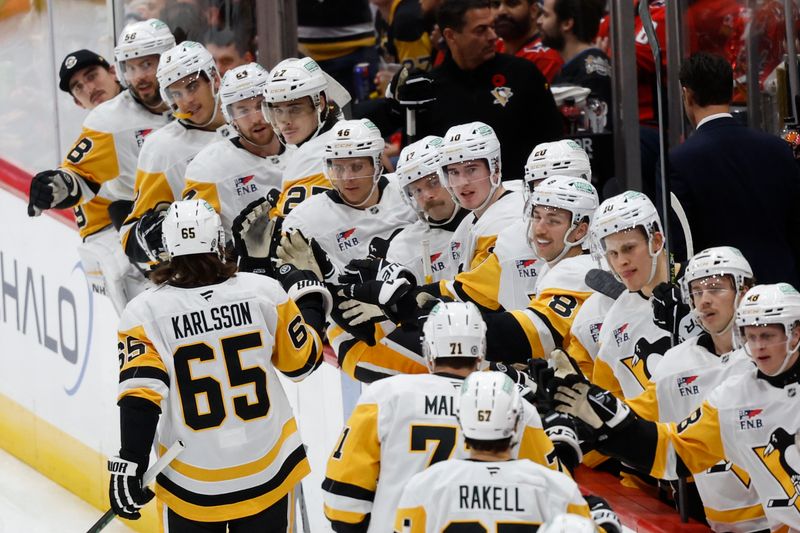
[447,186,525,273]
[385,218,459,284]
[394,458,591,532]
[322,373,561,531]
[649,365,800,531]
[570,291,615,363]
[120,121,226,250]
[593,290,700,399]
[116,272,322,522]
[625,338,766,532]
[282,176,417,273]
[182,138,285,239]
[441,218,544,312]
[271,127,334,218]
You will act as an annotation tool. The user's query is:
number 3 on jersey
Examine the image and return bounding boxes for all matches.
[173,331,270,430]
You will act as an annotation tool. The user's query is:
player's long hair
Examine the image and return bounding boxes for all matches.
[150,253,237,288]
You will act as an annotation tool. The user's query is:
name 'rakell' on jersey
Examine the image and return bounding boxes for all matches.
[171,301,253,340]
[458,485,525,511]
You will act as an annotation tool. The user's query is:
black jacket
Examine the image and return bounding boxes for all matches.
[416,52,563,180]
[670,116,800,286]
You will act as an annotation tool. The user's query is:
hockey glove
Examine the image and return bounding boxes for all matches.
[108,453,154,520]
[585,495,623,533]
[276,263,333,317]
[277,229,324,281]
[340,257,415,285]
[28,169,82,216]
[528,358,555,409]
[329,287,381,346]
[488,361,537,405]
[232,191,279,259]
[651,281,690,339]
[338,299,387,326]
[135,205,169,263]
[552,378,631,432]
[337,278,413,309]
[542,411,582,473]
[391,68,437,109]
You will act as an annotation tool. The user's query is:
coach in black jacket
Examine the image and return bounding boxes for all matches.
[670,52,800,286]
[405,0,563,180]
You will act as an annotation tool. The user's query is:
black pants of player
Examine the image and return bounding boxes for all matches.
[165,494,290,533]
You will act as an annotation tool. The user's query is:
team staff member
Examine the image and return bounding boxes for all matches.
[108,200,330,530]
[495,0,563,82]
[390,0,562,180]
[59,49,121,110]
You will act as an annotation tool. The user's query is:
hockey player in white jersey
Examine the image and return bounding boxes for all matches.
[590,191,698,399]
[623,246,767,531]
[121,41,230,265]
[262,57,346,218]
[435,139,593,313]
[27,19,175,312]
[182,63,284,239]
[108,200,330,530]
[323,302,563,532]
[553,282,800,531]
[394,371,592,532]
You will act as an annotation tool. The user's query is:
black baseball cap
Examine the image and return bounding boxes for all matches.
[59,49,112,93]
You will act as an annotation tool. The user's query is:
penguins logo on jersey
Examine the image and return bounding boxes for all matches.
[515,259,539,278]
[676,375,699,397]
[234,175,257,196]
[336,228,359,251]
[753,427,800,510]
[620,336,670,389]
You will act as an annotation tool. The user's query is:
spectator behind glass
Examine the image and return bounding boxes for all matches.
[204,29,254,76]
[160,1,209,43]
[494,0,563,82]
[670,52,800,286]
[538,0,611,108]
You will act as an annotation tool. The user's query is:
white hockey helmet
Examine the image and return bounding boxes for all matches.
[539,514,598,533]
[440,122,502,212]
[220,62,269,123]
[161,200,225,260]
[527,176,598,265]
[263,57,329,144]
[323,119,385,207]
[592,191,664,284]
[458,371,523,445]
[157,41,220,123]
[523,139,592,203]
[680,247,754,334]
[421,301,487,371]
[395,136,457,224]
[114,18,176,88]
[735,283,800,375]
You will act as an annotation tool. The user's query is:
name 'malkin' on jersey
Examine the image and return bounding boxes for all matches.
[171,301,253,340]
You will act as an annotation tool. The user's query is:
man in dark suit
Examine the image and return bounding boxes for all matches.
[670,52,800,286]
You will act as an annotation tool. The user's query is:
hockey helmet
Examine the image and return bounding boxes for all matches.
[322,119,385,207]
[161,200,225,260]
[457,371,523,445]
[523,140,592,203]
[263,57,329,144]
[439,122,502,212]
[114,18,175,88]
[157,41,219,123]
[220,62,269,124]
[421,301,486,371]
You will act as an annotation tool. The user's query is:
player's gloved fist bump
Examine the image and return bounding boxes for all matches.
[552,379,631,431]
[276,229,324,281]
[542,411,582,472]
[488,361,537,404]
[135,205,169,263]
[337,277,412,308]
[108,454,154,520]
[338,299,386,326]
[585,495,623,533]
[27,169,80,216]
[277,263,333,317]
[340,258,414,285]
[232,192,278,259]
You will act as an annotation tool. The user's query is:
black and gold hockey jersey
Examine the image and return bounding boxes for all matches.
[375,0,433,70]
[117,272,322,521]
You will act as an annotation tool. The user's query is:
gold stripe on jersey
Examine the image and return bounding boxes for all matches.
[158,418,299,482]
[272,173,331,219]
[271,300,322,379]
[658,401,726,478]
[74,196,113,240]
[445,252,503,311]
[119,386,164,406]
[324,504,368,525]
[323,403,380,525]
[61,127,120,187]
[155,446,310,522]
[329,324,428,382]
[182,179,222,215]
[566,502,592,519]
[703,502,765,524]
[591,356,625,399]
[121,170,174,247]
[393,505,427,533]
[470,235,498,271]
[299,36,378,62]
[625,379,659,421]
[518,426,563,474]
[118,325,169,406]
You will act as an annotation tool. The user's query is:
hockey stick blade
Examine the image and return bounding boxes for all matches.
[86,440,185,533]
[585,269,625,300]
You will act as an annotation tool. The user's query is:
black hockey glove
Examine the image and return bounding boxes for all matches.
[542,411,582,474]
[28,169,81,216]
[232,191,280,274]
[651,281,690,338]
[329,289,381,346]
[585,495,623,533]
[339,257,415,285]
[108,452,154,520]
[276,263,332,317]
[387,67,436,109]
[488,361,536,405]
[134,205,169,262]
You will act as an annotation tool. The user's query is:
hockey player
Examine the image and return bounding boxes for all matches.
[323,303,564,532]
[108,200,330,530]
[121,41,229,265]
[552,282,800,531]
[623,246,767,531]
[262,57,343,218]
[182,63,284,239]
[590,191,697,399]
[27,19,175,313]
[394,371,592,532]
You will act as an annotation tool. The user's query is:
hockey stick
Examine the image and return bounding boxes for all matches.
[421,239,433,284]
[297,480,311,533]
[767,492,799,508]
[86,440,185,533]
